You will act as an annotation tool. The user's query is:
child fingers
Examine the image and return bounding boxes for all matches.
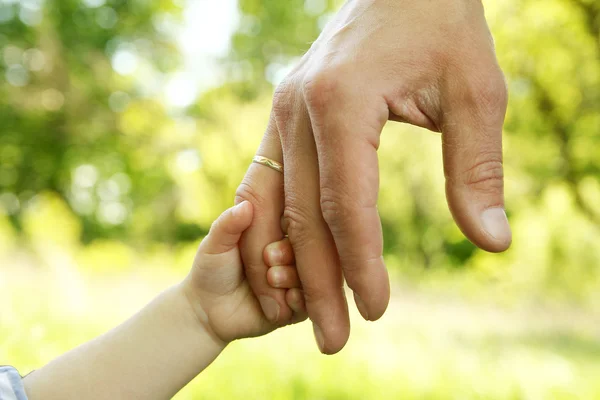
[263,238,295,267]
[200,201,253,254]
[286,288,306,315]
[267,265,300,289]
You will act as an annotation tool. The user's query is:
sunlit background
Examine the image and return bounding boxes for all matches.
[1,0,599,398]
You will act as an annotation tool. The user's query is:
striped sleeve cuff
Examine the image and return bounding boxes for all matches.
[0,367,28,400]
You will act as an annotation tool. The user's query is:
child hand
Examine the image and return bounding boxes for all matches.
[263,237,307,319]
[182,201,306,344]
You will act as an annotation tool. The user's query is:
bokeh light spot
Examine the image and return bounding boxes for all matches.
[3,45,23,66]
[19,4,42,26]
[23,48,45,71]
[73,164,99,189]
[165,72,197,108]
[70,189,95,216]
[82,0,105,8]
[96,6,118,29]
[239,14,260,36]
[5,64,29,87]
[0,192,20,215]
[265,59,298,86]
[97,201,127,225]
[97,179,121,202]
[42,88,65,111]
[304,0,326,15]
[176,149,201,173]
[111,173,131,194]
[108,91,130,112]
[111,49,138,75]
[0,3,15,23]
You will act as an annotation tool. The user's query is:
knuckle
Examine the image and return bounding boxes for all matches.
[283,204,315,243]
[208,209,235,238]
[461,156,504,193]
[301,284,328,307]
[319,187,353,232]
[320,199,343,229]
[235,181,266,208]
[302,69,341,111]
[466,71,508,117]
[340,254,380,276]
[272,78,296,122]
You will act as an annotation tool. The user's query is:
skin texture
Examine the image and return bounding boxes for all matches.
[237,0,511,354]
[23,203,305,400]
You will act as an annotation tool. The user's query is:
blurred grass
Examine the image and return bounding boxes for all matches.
[3,197,600,399]
[2,164,600,398]
[1,0,600,398]
[2,246,600,400]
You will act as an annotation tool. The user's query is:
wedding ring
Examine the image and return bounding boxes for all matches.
[252,155,284,174]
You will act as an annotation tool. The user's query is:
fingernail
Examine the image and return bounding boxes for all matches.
[258,296,280,322]
[313,323,325,353]
[270,269,283,288]
[481,207,511,243]
[265,244,282,264]
[354,292,370,321]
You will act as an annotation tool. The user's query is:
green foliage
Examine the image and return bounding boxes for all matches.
[0,0,183,244]
[226,0,337,97]
[1,1,600,398]
[1,0,599,300]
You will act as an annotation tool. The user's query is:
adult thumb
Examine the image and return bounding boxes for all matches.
[440,68,512,253]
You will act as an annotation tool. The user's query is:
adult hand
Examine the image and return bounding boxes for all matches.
[236,0,511,354]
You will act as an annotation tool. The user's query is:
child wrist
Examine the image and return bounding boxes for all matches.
[177,281,229,349]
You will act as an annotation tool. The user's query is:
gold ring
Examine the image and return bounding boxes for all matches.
[253,156,283,173]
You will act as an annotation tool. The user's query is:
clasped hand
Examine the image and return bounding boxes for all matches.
[236,0,512,354]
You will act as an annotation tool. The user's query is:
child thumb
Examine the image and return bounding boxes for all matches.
[200,201,254,254]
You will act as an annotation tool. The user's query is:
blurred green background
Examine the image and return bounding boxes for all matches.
[1,0,600,398]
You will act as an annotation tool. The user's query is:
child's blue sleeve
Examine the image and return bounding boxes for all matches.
[0,366,28,400]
